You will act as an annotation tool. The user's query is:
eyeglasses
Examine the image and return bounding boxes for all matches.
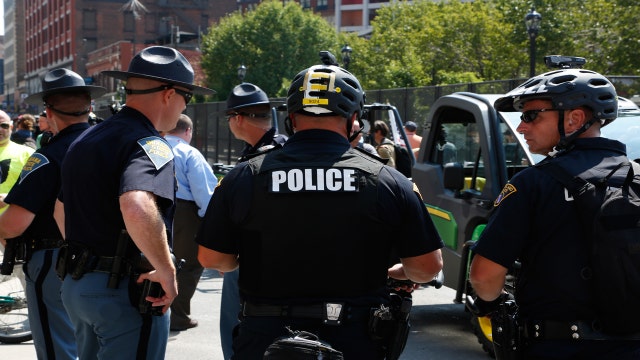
[520,108,562,123]
[225,112,271,121]
[125,84,193,104]
[0,123,9,130]
[173,88,193,104]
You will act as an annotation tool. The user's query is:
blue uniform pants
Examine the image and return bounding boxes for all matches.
[61,272,169,360]
[220,269,241,360]
[25,248,77,360]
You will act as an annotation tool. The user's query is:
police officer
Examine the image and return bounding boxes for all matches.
[0,68,106,359]
[219,82,287,359]
[197,63,443,359]
[469,69,640,359]
[55,46,214,359]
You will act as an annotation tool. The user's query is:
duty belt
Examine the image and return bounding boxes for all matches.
[88,256,134,275]
[524,320,640,341]
[242,301,370,325]
[27,238,64,252]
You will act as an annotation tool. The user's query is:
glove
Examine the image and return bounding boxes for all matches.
[471,292,514,317]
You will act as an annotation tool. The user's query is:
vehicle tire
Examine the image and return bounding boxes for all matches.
[0,275,32,344]
[470,314,495,358]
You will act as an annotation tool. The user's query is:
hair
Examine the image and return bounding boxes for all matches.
[373,120,390,137]
[169,114,193,134]
[17,114,35,131]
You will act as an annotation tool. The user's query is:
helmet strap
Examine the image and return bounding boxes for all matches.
[346,114,362,143]
[555,111,596,151]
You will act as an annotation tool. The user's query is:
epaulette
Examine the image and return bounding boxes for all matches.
[241,143,283,162]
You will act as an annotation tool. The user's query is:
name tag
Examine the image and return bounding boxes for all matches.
[270,168,359,193]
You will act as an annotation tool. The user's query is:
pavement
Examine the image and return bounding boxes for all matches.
[1,269,487,360]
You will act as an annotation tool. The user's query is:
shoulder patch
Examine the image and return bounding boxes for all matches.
[412,182,424,201]
[137,136,174,170]
[494,183,517,207]
[19,153,49,184]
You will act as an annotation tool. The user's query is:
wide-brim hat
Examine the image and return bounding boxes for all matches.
[226,83,270,112]
[102,46,215,95]
[25,68,108,105]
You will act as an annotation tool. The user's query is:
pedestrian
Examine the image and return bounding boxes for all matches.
[0,68,106,359]
[164,113,217,331]
[197,63,443,359]
[350,120,378,156]
[55,45,214,359]
[404,121,422,156]
[11,114,37,149]
[218,82,287,359]
[35,111,53,149]
[0,112,35,212]
[469,68,640,359]
[371,120,396,168]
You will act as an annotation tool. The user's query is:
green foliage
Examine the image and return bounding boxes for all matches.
[201,0,338,100]
[199,0,640,95]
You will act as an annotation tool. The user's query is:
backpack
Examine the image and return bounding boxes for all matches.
[393,143,413,178]
[379,139,412,178]
[539,160,640,335]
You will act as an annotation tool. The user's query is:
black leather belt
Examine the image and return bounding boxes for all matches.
[28,238,64,251]
[90,256,133,275]
[524,320,640,341]
[242,301,370,324]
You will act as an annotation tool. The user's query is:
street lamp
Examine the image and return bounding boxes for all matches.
[237,64,247,83]
[525,7,542,77]
[341,44,352,70]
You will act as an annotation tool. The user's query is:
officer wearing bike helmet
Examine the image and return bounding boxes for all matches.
[219,82,288,360]
[197,62,443,359]
[0,68,106,359]
[470,68,640,358]
[55,46,214,359]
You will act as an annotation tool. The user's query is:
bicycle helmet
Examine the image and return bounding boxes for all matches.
[495,68,618,126]
[226,83,270,111]
[286,64,365,120]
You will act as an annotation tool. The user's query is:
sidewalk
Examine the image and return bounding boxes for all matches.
[0,269,225,360]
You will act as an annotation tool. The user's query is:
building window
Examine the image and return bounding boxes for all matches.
[83,10,97,30]
[300,0,310,8]
[317,0,328,10]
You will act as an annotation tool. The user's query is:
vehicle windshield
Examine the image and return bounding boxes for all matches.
[601,111,640,162]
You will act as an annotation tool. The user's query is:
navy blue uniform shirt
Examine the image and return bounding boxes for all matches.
[5,123,90,240]
[473,137,628,321]
[59,107,175,257]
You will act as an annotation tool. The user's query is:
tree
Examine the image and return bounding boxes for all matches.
[200,1,339,100]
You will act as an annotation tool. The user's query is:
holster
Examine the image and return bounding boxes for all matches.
[1,237,24,275]
[129,252,182,317]
[491,299,522,360]
[368,293,412,360]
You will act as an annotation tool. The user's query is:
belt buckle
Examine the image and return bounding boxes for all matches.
[323,302,345,326]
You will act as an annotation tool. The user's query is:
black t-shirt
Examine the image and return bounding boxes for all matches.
[198,129,443,304]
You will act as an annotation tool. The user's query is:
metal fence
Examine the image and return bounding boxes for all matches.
[110,76,640,166]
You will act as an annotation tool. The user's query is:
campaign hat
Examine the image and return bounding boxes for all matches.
[226,83,270,111]
[25,68,107,105]
[102,46,215,95]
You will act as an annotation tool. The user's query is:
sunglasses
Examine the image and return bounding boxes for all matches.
[173,88,193,104]
[125,84,193,104]
[520,108,562,123]
[225,112,271,121]
[0,123,10,130]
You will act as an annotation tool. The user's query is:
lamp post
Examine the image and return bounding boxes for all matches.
[525,7,542,77]
[341,44,352,70]
[237,64,247,83]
